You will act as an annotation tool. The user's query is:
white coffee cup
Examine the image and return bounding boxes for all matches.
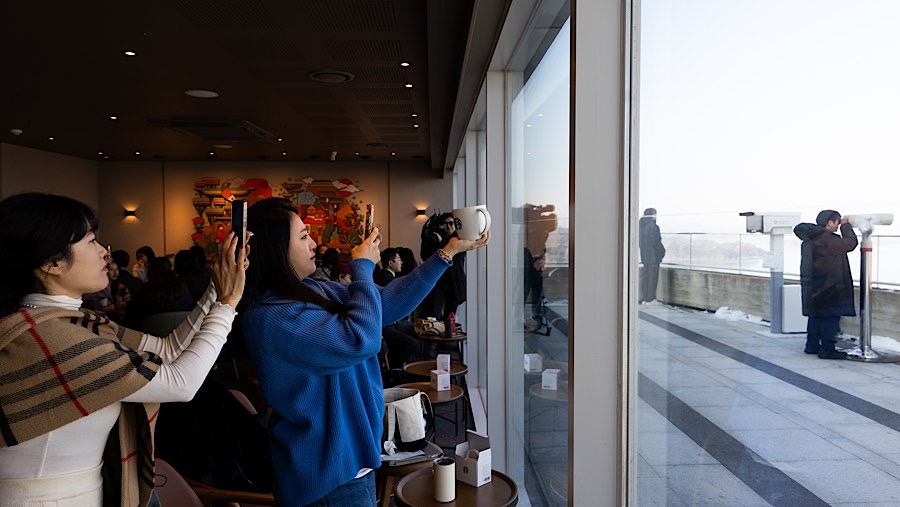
[452,205,491,240]
[433,456,456,502]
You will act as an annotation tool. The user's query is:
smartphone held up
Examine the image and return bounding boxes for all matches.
[232,199,247,260]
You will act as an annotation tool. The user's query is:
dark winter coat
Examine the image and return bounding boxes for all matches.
[793,222,858,317]
[639,216,665,264]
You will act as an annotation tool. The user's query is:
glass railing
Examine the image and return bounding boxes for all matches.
[660,232,900,290]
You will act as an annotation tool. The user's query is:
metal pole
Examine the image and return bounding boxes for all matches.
[846,230,900,362]
[770,234,784,334]
[860,237,872,355]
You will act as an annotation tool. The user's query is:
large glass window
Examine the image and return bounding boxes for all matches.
[635,1,900,505]
[510,17,570,507]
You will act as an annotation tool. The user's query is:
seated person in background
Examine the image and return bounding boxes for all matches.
[397,246,417,276]
[125,257,195,327]
[110,249,144,296]
[331,261,352,283]
[102,261,134,323]
[189,245,213,278]
[374,247,402,287]
[132,245,156,282]
[175,249,210,303]
[310,247,339,281]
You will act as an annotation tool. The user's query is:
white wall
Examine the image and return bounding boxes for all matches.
[0,143,98,207]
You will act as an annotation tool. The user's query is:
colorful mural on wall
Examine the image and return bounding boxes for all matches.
[191,176,367,258]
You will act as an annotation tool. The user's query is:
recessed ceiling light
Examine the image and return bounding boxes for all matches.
[208,151,215,156]
[400,61,410,67]
[404,83,414,88]
[391,152,397,156]
[185,89,220,98]
[48,137,54,142]
[109,116,118,121]
[277,138,284,142]
[123,50,137,57]
[308,70,355,83]
[412,123,420,128]
[134,151,141,156]
[282,152,287,156]
[355,152,360,156]
[411,113,418,117]
[97,151,104,156]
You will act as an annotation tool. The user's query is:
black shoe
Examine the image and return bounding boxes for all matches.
[804,346,820,354]
[818,350,847,360]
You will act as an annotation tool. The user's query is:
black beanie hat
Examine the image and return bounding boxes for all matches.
[816,210,840,226]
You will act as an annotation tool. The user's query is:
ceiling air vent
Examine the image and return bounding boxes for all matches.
[151,118,274,142]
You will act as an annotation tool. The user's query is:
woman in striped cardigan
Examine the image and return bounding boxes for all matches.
[0,192,247,507]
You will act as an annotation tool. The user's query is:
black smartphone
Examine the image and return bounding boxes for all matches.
[364,204,375,237]
[232,199,247,260]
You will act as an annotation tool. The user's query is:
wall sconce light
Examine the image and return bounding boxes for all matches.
[123,209,137,218]
[415,208,427,217]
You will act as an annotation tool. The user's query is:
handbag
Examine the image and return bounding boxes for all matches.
[414,318,445,337]
[382,387,433,455]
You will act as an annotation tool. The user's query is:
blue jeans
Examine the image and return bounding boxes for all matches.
[299,473,376,507]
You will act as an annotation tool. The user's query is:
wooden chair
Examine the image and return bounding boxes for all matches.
[155,457,276,507]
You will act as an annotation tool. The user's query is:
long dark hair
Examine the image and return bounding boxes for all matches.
[245,198,347,318]
[0,193,99,317]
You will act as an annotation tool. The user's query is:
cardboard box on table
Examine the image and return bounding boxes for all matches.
[430,369,450,391]
[542,368,560,390]
[455,431,492,487]
[524,353,542,372]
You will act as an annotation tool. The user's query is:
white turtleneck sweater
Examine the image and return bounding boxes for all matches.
[0,284,235,480]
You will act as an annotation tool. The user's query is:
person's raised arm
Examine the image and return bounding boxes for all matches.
[124,233,247,402]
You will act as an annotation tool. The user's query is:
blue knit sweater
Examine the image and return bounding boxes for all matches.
[242,254,449,505]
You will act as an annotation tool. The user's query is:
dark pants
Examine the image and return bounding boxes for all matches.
[807,316,840,351]
[640,263,661,302]
[298,473,376,507]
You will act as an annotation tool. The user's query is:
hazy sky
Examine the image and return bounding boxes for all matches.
[640,0,900,235]
[516,1,900,243]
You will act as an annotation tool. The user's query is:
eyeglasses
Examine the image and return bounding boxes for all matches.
[443,221,455,226]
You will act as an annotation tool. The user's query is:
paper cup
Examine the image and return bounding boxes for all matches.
[433,456,456,502]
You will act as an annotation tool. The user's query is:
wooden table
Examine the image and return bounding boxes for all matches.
[396,382,464,405]
[527,381,568,451]
[395,468,518,506]
[403,360,469,378]
[375,459,437,507]
[414,332,467,360]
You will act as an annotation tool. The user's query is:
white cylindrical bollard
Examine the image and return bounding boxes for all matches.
[433,457,456,502]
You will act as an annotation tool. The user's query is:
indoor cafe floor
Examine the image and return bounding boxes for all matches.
[522,302,900,506]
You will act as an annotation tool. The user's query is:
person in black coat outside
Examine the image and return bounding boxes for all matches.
[638,208,666,303]
[793,209,858,359]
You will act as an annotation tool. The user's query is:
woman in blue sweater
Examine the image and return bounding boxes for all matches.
[242,198,489,506]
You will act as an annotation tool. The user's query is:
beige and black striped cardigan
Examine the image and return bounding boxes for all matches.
[0,307,162,507]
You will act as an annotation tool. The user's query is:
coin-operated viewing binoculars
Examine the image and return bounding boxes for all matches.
[842,213,897,362]
[739,212,801,334]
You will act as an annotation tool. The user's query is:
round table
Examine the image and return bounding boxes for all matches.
[396,382,464,405]
[376,459,437,507]
[414,332,467,360]
[395,468,518,507]
[404,360,469,378]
